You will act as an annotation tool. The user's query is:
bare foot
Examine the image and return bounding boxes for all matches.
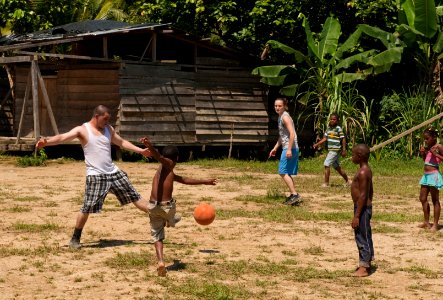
[418,222,432,229]
[157,264,167,277]
[430,225,439,232]
[353,266,369,277]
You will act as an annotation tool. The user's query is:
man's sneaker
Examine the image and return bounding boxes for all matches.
[69,238,81,249]
[284,194,301,206]
[282,195,294,205]
[288,193,302,206]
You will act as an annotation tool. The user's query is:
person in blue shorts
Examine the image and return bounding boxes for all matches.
[313,113,351,187]
[269,97,301,206]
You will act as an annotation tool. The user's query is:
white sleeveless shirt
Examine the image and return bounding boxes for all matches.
[83,122,119,176]
[278,111,298,150]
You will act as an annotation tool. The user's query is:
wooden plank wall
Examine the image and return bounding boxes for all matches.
[13,65,120,138]
[117,63,197,144]
[118,63,269,145]
[195,67,268,144]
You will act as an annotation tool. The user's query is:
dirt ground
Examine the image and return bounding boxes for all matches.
[1,157,443,300]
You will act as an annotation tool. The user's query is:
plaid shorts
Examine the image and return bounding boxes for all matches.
[81,169,141,213]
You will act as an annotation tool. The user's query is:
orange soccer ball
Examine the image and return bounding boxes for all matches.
[193,203,216,225]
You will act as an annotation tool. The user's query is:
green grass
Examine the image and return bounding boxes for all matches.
[188,156,424,177]
[11,222,61,232]
[6,205,32,213]
[168,278,253,300]
[105,251,154,270]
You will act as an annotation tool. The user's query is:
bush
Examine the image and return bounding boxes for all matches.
[16,149,47,167]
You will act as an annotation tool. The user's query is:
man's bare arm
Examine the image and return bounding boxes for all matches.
[36,126,84,148]
[111,128,151,157]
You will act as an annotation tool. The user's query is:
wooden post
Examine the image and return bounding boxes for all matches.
[35,61,59,135]
[16,69,32,144]
[228,123,234,159]
[139,36,152,63]
[103,36,108,58]
[152,32,157,62]
[31,60,40,140]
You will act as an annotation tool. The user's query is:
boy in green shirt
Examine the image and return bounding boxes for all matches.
[313,113,351,187]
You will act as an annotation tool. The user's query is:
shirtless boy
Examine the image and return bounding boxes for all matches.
[139,137,217,276]
[350,144,374,277]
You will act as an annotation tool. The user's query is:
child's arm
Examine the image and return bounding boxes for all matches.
[431,144,443,161]
[313,137,327,149]
[174,175,217,185]
[340,137,347,157]
[139,137,174,169]
[269,140,282,158]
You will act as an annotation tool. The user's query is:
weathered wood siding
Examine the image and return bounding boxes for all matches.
[117,63,197,144]
[13,66,120,138]
[195,67,268,144]
[117,62,268,145]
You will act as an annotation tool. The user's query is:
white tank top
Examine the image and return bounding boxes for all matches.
[83,122,119,176]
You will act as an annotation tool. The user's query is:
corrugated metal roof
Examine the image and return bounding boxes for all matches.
[0,20,169,45]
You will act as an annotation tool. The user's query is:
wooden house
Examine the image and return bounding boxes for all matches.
[0,20,269,153]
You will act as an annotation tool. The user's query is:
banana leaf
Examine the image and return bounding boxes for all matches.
[334,72,366,83]
[366,47,403,67]
[335,50,377,70]
[318,17,341,62]
[434,31,443,53]
[414,0,438,38]
[251,65,296,77]
[301,15,319,60]
[280,84,299,97]
[266,40,307,63]
[260,76,288,86]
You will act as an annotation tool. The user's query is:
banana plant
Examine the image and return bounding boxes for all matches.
[252,15,405,132]
[396,0,443,104]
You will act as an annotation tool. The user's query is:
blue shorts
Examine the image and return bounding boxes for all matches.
[278,148,299,175]
[324,151,340,168]
[420,171,443,189]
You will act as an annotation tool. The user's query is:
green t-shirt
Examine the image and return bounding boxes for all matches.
[324,126,344,151]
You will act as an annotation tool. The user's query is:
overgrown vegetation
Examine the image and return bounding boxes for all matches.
[16,149,47,167]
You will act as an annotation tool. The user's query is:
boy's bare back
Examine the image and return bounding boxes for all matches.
[351,165,373,206]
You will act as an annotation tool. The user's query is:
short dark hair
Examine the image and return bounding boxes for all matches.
[162,145,179,162]
[330,112,339,120]
[93,105,110,117]
[424,126,439,137]
[354,144,370,161]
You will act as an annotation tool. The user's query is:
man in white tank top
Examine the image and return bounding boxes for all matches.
[36,105,151,249]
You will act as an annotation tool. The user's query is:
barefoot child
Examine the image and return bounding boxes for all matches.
[313,113,351,187]
[418,127,443,231]
[140,137,217,276]
[350,144,374,277]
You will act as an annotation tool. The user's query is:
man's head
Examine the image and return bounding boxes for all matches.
[91,105,111,129]
[162,145,179,162]
[351,144,370,164]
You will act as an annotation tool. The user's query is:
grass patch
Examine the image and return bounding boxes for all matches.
[13,195,44,202]
[372,224,404,234]
[303,246,325,256]
[169,278,253,300]
[7,206,32,213]
[0,244,60,257]
[11,222,61,232]
[401,265,439,279]
[105,251,154,270]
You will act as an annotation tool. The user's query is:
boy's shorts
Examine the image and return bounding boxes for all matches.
[278,147,299,175]
[81,170,141,213]
[148,199,177,242]
[324,151,340,169]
